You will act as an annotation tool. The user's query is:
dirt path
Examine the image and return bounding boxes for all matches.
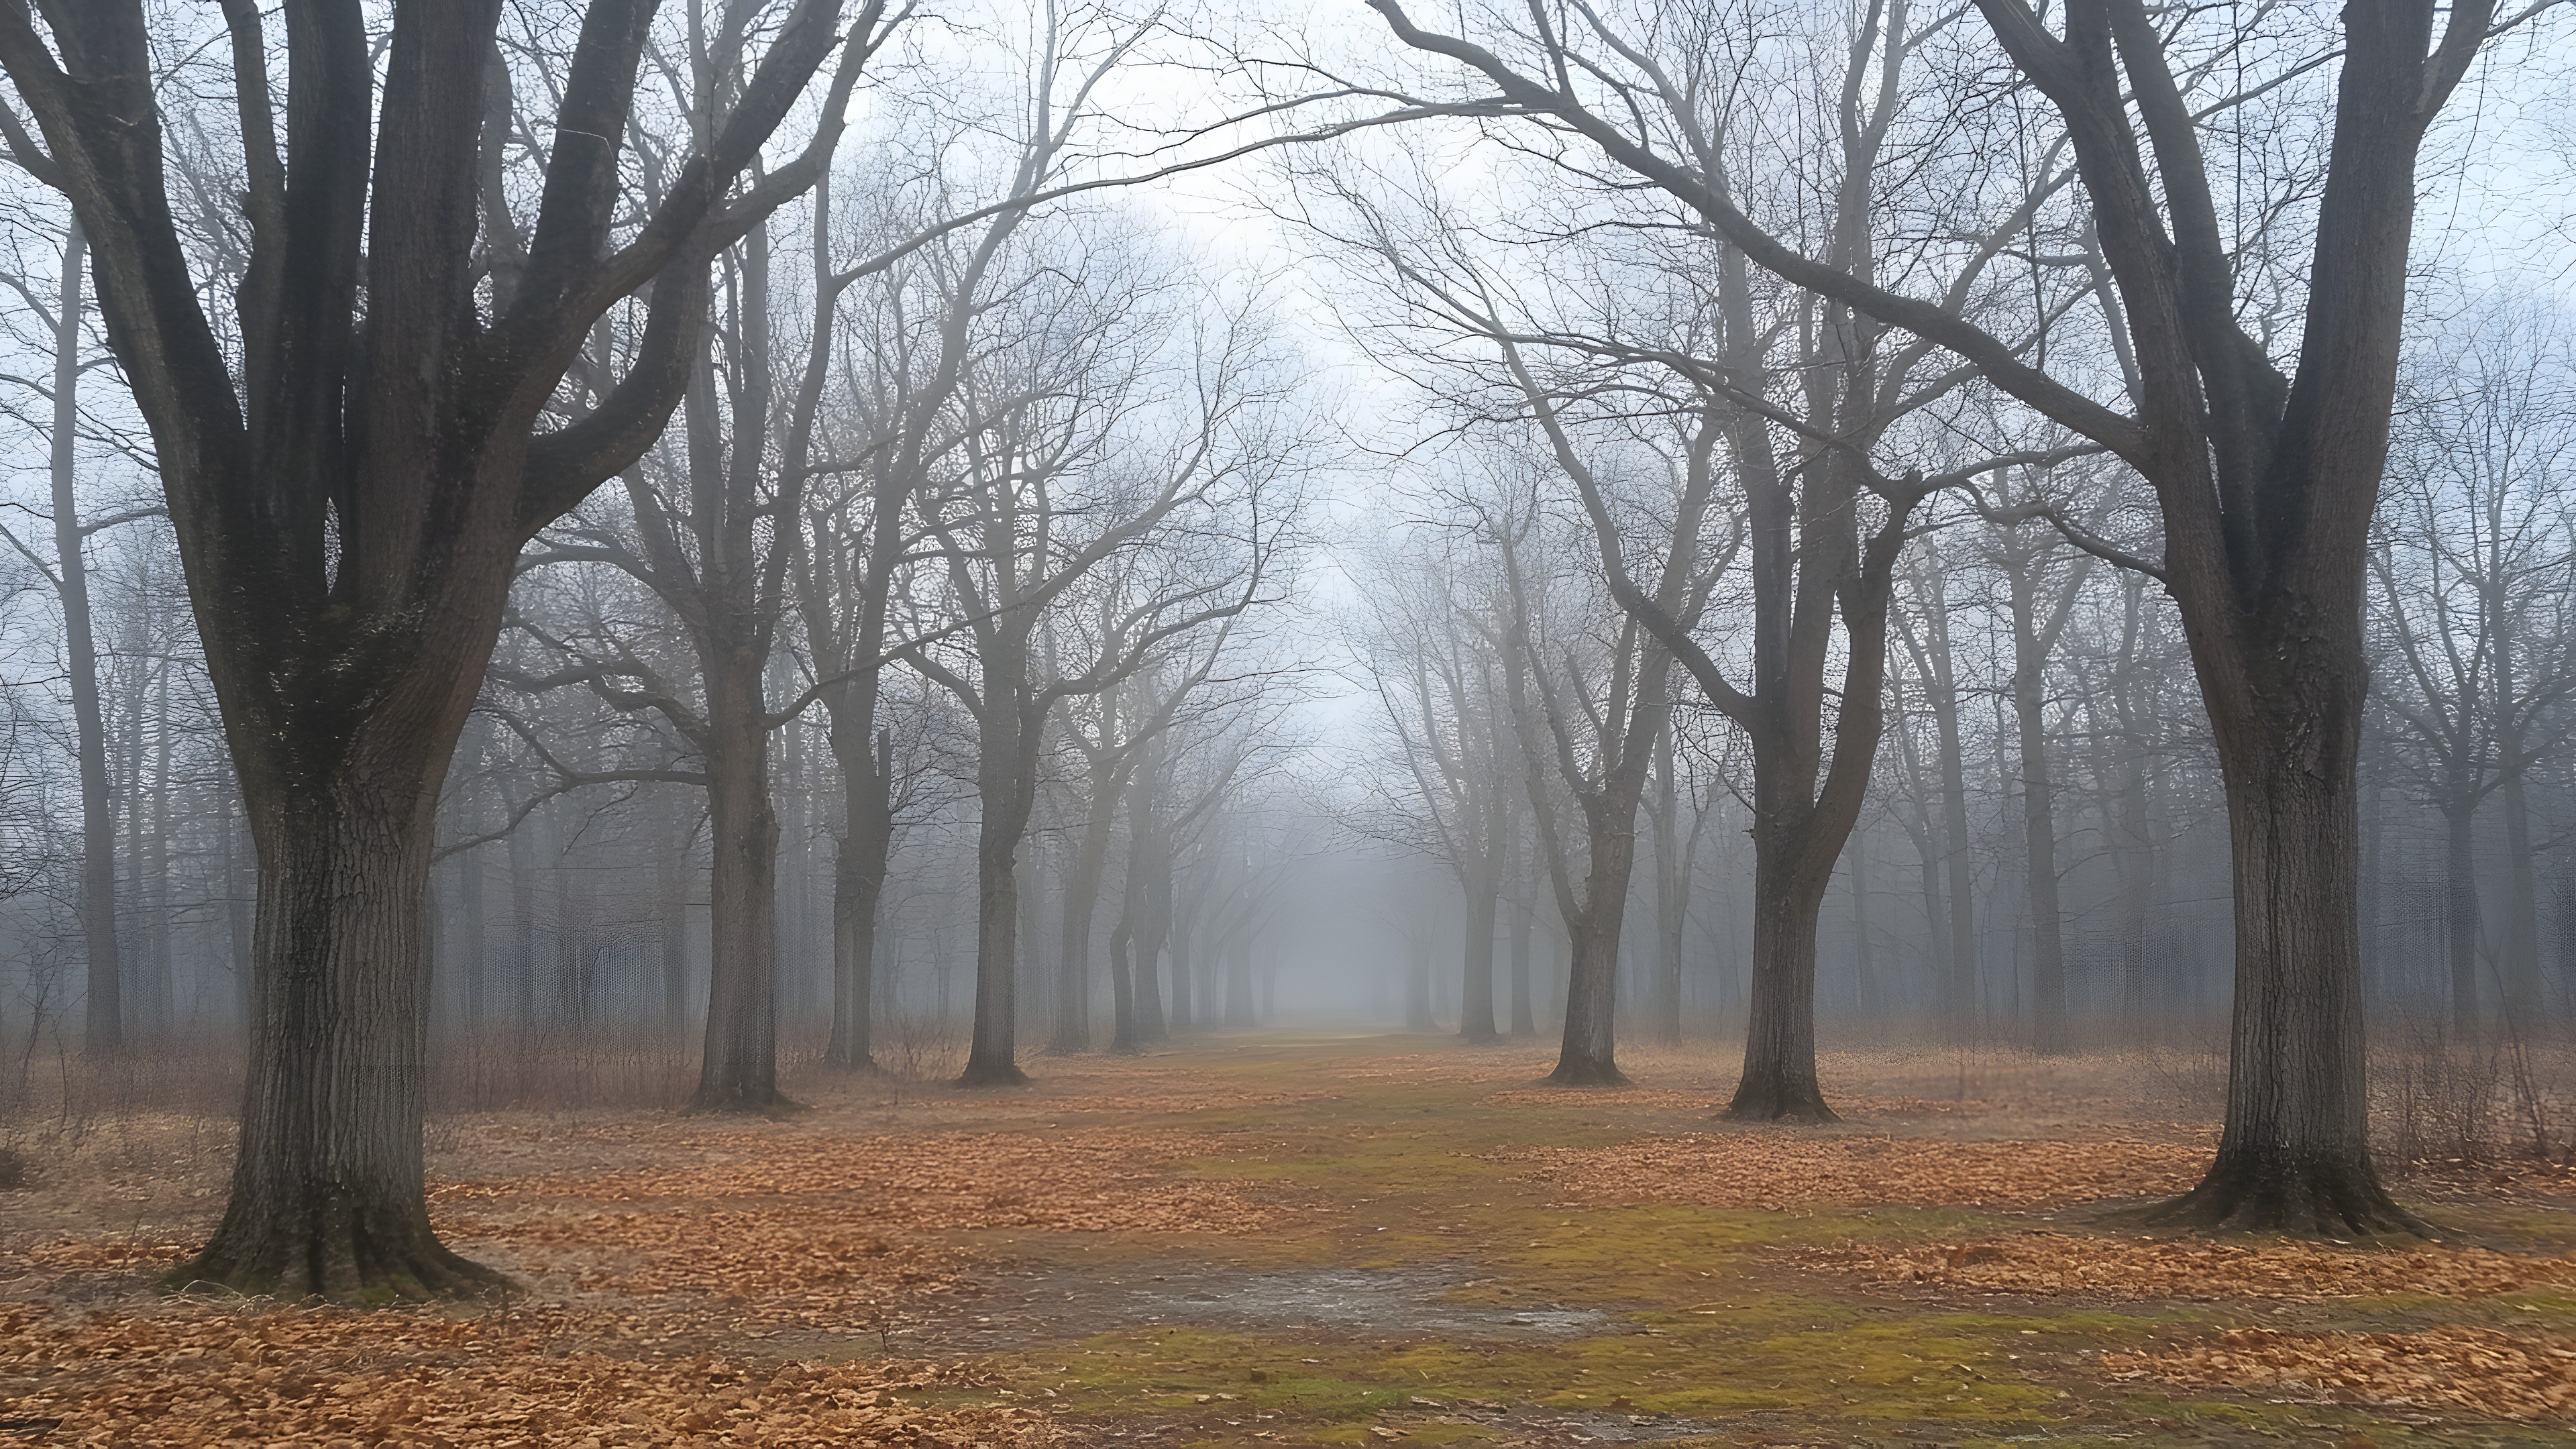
[7,1034,2576,1446]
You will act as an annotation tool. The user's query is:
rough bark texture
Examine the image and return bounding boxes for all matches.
[2147,720,2417,1235]
[695,647,783,1111]
[1727,844,1835,1120]
[170,702,508,1303]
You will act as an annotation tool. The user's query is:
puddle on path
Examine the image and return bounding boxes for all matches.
[943,1261,1616,1346]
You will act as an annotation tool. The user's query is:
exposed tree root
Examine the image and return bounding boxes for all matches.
[956,1060,1032,1087]
[2141,1148,2433,1240]
[1544,1055,1630,1087]
[1725,1077,1840,1124]
[164,1198,512,1306]
[690,1087,807,1117]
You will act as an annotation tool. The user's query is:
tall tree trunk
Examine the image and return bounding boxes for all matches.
[1053,759,1118,1053]
[2152,676,2414,1233]
[171,712,502,1301]
[46,219,120,1057]
[825,752,890,1069]
[1168,896,1195,1031]
[1507,830,1537,1037]
[2008,567,2070,1053]
[1650,724,1686,1047]
[457,847,484,1034]
[508,816,538,1030]
[1134,758,1171,1042]
[1729,830,1834,1118]
[696,648,784,1110]
[1459,855,1501,1044]
[2499,766,2542,1023]
[659,808,691,1042]
[2443,792,2480,1036]
[959,702,1036,1085]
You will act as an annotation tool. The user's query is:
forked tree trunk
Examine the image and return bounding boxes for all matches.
[1728,839,1834,1120]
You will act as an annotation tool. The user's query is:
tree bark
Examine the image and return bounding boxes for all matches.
[1458,855,1501,1043]
[170,710,505,1301]
[2007,556,2071,1053]
[49,219,121,1055]
[2149,686,2415,1234]
[695,641,784,1111]
[1729,831,1835,1119]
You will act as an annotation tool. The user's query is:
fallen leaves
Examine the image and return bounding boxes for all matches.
[0,1299,1051,1446]
[433,1124,1280,1236]
[1799,1232,2576,1300]
[1505,1132,2207,1210]
[2106,1326,2576,1421]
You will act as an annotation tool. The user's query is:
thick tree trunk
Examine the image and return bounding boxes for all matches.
[2150,674,2414,1234]
[959,714,1035,1084]
[958,812,1030,1083]
[695,654,784,1111]
[826,824,885,1070]
[1549,912,1625,1084]
[1547,809,1639,1085]
[169,775,501,1302]
[1728,835,1835,1120]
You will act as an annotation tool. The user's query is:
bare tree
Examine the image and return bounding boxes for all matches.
[0,1,888,1297]
[1364,0,2531,1229]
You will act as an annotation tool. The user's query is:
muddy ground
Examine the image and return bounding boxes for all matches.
[7,1034,2576,1446]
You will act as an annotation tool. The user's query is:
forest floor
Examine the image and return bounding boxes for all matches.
[9,1032,2576,1447]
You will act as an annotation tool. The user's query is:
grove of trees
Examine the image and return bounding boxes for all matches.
[0,0,2567,1301]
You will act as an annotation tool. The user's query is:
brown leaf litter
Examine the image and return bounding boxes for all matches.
[2106,1325,2576,1422]
[1799,1232,2576,1300]
[1507,1132,2206,1210]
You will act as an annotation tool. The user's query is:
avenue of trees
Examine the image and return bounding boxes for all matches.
[0,0,2567,1298]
